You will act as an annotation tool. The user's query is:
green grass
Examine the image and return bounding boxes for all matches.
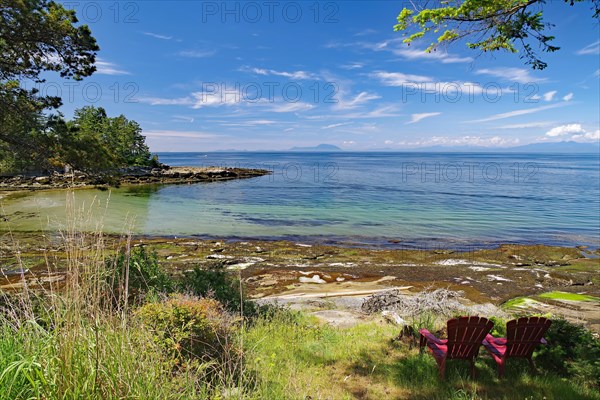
[243,311,600,400]
[537,291,600,302]
[0,317,204,400]
[2,308,599,400]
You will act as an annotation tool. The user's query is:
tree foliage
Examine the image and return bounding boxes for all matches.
[58,106,158,173]
[0,0,99,172]
[394,0,600,69]
[0,1,158,175]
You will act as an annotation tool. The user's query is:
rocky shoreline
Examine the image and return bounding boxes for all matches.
[0,166,270,191]
[2,233,599,331]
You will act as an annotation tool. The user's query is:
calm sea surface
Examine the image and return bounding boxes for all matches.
[1,152,599,249]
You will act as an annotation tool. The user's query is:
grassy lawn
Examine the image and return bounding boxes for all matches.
[244,312,600,400]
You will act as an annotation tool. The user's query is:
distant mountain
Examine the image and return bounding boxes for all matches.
[503,141,600,153]
[289,144,342,152]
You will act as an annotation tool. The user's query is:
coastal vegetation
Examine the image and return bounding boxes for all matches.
[1,224,599,399]
[0,1,156,176]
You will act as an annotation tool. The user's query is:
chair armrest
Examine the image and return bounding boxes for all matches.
[419,329,446,345]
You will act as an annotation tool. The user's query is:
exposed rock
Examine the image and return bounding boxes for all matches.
[0,166,270,191]
[487,275,512,282]
[381,310,407,325]
[299,275,327,284]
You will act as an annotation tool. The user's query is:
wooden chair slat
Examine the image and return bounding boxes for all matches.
[483,317,552,377]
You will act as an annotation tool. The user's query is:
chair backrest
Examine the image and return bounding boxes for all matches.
[505,316,552,358]
[446,316,494,360]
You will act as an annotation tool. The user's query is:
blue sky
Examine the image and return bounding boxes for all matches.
[48,1,600,151]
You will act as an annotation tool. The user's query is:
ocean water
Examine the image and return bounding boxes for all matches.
[1,152,599,249]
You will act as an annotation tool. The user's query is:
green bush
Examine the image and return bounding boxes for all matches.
[534,318,600,389]
[109,246,174,305]
[136,295,235,365]
[488,315,508,337]
[178,264,258,317]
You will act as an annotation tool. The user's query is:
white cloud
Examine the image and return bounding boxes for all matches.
[172,115,195,123]
[190,92,238,108]
[571,130,600,141]
[245,67,317,80]
[373,71,484,96]
[326,39,472,63]
[398,136,519,148]
[497,121,554,129]
[139,96,193,106]
[337,105,401,119]
[267,102,315,113]
[143,130,218,139]
[407,112,441,124]
[475,67,543,83]
[546,124,585,137]
[340,62,364,70]
[354,29,377,37]
[372,71,431,85]
[562,92,574,101]
[577,40,600,55]
[178,50,216,58]
[140,89,315,113]
[384,140,394,145]
[334,91,380,110]
[322,122,353,129]
[544,124,599,143]
[543,90,557,101]
[221,120,278,127]
[143,32,173,40]
[390,47,473,63]
[467,103,568,123]
[95,59,129,75]
[343,141,356,145]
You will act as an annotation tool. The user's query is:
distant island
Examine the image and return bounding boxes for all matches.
[289,144,342,152]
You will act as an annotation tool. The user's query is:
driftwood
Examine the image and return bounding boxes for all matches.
[361,288,467,317]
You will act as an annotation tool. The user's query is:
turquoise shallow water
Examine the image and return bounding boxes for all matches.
[1,152,599,249]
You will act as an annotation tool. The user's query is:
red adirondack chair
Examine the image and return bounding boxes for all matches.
[483,316,552,378]
[419,316,494,379]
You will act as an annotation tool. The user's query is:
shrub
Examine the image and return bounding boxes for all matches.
[136,295,235,365]
[108,246,174,305]
[488,315,508,337]
[534,318,600,389]
[178,264,258,317]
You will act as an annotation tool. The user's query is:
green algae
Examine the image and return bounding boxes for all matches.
[537,291,600,302]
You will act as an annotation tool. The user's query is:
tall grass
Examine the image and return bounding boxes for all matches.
[0,192,212,399]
